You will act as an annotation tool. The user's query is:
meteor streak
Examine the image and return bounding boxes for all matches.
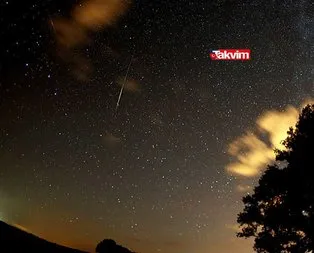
[115,55,133,113]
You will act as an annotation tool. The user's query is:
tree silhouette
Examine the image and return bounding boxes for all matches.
[237,104,314,253]
[96,239,134,253]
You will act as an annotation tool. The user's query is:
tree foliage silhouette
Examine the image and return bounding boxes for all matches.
[237,104,314,253]
[96,239,134,253]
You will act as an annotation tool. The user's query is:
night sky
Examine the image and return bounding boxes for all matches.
[0,0,313,253]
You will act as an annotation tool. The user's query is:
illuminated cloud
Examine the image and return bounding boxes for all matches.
[57,49,93,81]
[225,224,240,232]
[73,0,130,31]
[53,0,130,48]
[226,101,313,177]
[102,132,121,148]
[226,132,274,177]
[256,106,299,150]
[52,18,88,48]
[116,77,140,92]
[236,184,252,193]
[51,0,131,79]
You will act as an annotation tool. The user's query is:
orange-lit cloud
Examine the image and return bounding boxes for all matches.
[51,0,131,80]
[74,0,130,31]
[226,132,274,177]
[53,0,131,48]
[226,100,313,177]
[236,184,252,193]
[116,77,140,92]
[256,106,299,150]
[102,132,121,148]
[225,223,240,232]
[52,19,88,48]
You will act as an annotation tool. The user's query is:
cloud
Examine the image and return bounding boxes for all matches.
[116,77,140,92]
[51,0,131,79]
[226,132,274,177]
[52,18,88,48]
[73,0,130,31]
[102,132,121,148]
[53,0,130,48]
[226,101,313,177]
[236,184,252,193]
[225,224,240,232]
[256,106,299,150]
[57,49,93,81]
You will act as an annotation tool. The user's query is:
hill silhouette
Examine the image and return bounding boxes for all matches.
[0,220,86,253]
[96,239,135,253]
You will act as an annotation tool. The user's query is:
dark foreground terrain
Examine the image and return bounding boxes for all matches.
[0,221,86,253]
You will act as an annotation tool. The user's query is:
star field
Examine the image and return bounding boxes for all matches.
[0,0,313,253]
